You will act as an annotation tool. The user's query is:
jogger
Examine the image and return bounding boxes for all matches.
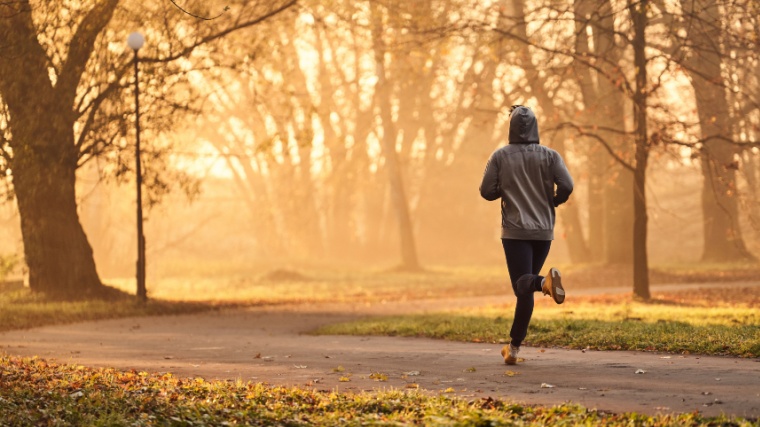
[479,105,574,365]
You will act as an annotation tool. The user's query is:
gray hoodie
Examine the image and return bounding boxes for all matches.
[479,106,573,240]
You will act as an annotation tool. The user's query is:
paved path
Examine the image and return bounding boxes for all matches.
[2,283,759,418]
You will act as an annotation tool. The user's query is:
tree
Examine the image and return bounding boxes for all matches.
[0,0,296,299]
[629,0,651,299]
[369,1,422,270]
[572,0,634,265]
[671,0,756,262]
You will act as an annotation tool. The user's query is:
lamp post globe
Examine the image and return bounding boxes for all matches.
[127,32,145,50]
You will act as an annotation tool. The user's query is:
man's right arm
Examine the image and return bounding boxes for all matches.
[479,153,501,201]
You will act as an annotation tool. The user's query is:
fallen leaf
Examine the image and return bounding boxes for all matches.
[443,387,455,393]
[369,372,388,381]
[635,369,646,374]
[338,376,351,382]
[464,367,477,373]
[294,365,307,369]
[504,370,519,377]
[332,366,345,373]
[405,383,419,389]
[539,349,546,353]
[540,383,555,388]
[405,371,420,376]
[254,353,261,359]
[163,356,174,360]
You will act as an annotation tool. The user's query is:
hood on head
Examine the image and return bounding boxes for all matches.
[508,106,540,144]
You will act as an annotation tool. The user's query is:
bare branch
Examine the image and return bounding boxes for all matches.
[141,1,298,65]
[551,122,636,172]
[168,0,229,21]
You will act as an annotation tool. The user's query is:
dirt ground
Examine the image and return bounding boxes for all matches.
[2,283,759,419]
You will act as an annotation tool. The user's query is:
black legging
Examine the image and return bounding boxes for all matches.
[501,238,552,347]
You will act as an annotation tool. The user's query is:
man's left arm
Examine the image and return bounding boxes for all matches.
[552,152,574,207]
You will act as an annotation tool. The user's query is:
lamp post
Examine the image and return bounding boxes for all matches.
[128,32,147,303]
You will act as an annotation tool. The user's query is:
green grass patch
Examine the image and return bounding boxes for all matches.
[0,289,215,333]
[315,288,760,357]
[0,265,508,338]
[105,265,509,303]
[0,356,754,426]
[102,261,760,303]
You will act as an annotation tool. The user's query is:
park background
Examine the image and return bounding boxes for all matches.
[0,0,758,300]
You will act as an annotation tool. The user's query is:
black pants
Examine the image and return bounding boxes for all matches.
[501,238,552,347]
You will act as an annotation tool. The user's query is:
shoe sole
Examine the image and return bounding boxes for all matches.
[547,268,565,304]
[501,345,518,365]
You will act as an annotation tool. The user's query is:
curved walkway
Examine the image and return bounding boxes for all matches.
[2,283,759,418]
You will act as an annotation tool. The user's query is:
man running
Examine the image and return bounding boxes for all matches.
[479,105,574,365]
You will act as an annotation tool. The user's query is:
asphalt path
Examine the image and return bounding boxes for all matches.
[2,282,759,418]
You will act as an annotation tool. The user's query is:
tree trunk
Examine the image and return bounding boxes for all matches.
[630,0,651,300]
[574,0,634,265]
[677,0,754,262]
[371,5,421,270]
[0,2,112,299]
[572,0,605,262]
[594,0,634,265]
[12,114,104,299]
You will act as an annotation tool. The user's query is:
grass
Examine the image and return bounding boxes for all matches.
[315,286,760,358]
[104,265,509,303]
[0,355,755,426]
[0,289,217,333]
[105,261,760,303]
[0,266,509,332]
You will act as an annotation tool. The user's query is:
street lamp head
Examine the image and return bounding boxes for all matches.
[127,32,145,51]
